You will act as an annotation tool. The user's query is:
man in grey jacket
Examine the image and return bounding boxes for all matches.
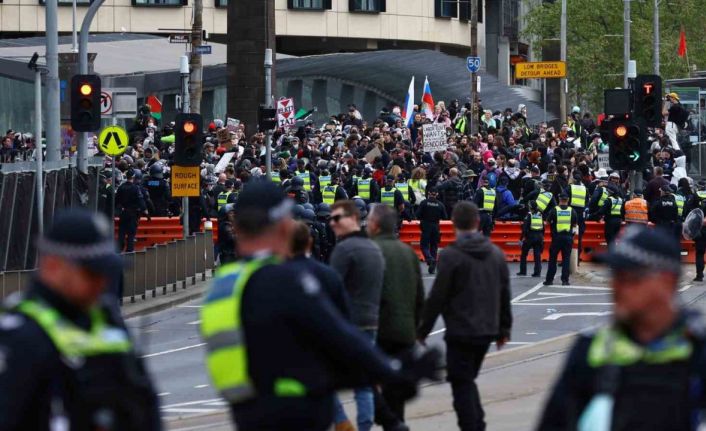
[329,200,385,431]
[418,201,513,431]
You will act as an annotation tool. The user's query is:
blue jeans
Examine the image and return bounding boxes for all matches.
[334,329,376,431]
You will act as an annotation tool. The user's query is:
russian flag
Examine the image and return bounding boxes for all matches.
[402,76,415,127]
[422,77,435,120]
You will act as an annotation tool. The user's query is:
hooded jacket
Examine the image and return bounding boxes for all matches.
[418,232,512,341]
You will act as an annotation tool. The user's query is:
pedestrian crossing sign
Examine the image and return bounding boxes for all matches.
[98,125,129,156]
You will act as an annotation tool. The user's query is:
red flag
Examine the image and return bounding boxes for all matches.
[678,29,687,58]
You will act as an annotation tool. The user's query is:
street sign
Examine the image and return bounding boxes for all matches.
[97,125,129,156]
[171,165,201,197]
[276,98,296,129]
[422,123,448,153]
[194,45,212,55]
[515,61,566,79]
[168,34,190,44]
[466,56,481,73]
[100,91,112,115]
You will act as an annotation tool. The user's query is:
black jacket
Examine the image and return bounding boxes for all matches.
[418,232,512,341]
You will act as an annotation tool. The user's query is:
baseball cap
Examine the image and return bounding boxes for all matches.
[595,225,681,274]
[235,180,293,224]
[37,209,122,276]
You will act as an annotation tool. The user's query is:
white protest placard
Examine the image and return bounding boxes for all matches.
[214,152,236,173]
[597,153,610,169]
[277,98,296,129]
[226,117,240,132]
[422,123,448,153]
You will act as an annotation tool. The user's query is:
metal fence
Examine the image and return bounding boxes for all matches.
[0,231,215,303]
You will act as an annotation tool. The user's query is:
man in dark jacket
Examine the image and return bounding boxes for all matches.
[418,201,513,431]
[367,204,425,430]
[436,168,464,217]
[329,200,385,431]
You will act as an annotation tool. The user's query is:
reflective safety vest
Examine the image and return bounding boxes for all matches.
[322,185,338,205]
[674,194,685,217]
[481,187,496,212]
[395,182,409,200]
[271,171,281,183]
[15,298,132,360]
[297,172,311,191]
[217,191,233,210]
[556,208,572,232]
[587,325,692,368]
[530,213,544,231]
[624,198,648,224]
[597,188,609,208]
[202,257,304,403]
[610,197,623,217]
[319,175,331,188]
[381,188,398,207]
[409,179,426,196]
[570,184,586,208]
[697,190,706,203]
[358,178,372,200]
[536,191,553,212]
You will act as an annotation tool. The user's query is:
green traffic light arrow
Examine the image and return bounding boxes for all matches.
[628,151,640,161]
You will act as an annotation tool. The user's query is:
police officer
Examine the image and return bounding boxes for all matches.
[597,184,625,246]
[200,180,438,431]
[355,167,379,204]
[535,180,555,215]
[649,184,680,240]
[321,174,349,206]
[381,175,405,214]
[569,173,588,263]
[295,158,320,201]
[416,186,448,274]
[217,179,238,211]
[145,163,172,216]
[115,168,146,252]
[518,200,544,278]
[0,208,161,430]
[538,225,706,430]
[672,184,687,241]
[544,193,577,286]
[588,175,610,221]
[217,203,238,265]
[474,177,496,237]
[287,176,310,205]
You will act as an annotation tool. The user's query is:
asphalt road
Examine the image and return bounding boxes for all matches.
[124,263,706,425]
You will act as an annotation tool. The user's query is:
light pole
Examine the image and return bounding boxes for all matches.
[624,0,631,88]
[560,0,567,122]
[29,53,47,236]
[264,48,273,180]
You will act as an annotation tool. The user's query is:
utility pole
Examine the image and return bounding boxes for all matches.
[189,0,203,114]
[653,0,660,75]
[45,0,60,162]
[559,0,567,123]
[469,0,478,136]
[180,55,190,239]
[264,48,273,180]
[624,0,631,88]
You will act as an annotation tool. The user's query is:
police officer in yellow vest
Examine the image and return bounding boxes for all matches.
[355,167,379,204]
[535,180,555,215]
[321,174,348,206]
[518,200,545,278]
[0,208,161,430]
[544,193,577,286]
[588,175,610,221]
[569,173,588,263]
[200,180,438,431]
[381,175,405,213]
[473,177,497,236]
[597,183,625,246]
[538,225,706,430]
[217,179,237,211]
[672,184,686,241]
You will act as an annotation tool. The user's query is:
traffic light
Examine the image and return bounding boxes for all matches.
[604,116,647,170]
[633,74,662,127]
[70,74,101,132]
[174,113,203,166]
[257,105,278,131]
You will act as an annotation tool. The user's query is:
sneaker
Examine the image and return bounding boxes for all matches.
[531,273,541,277]
[694,276,704,282]
[516,272,527,276]
[429,261,436,274]
[543,280,553,286]
[562,281,571,286]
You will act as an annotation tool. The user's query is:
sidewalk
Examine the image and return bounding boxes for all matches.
[120,273,212,319]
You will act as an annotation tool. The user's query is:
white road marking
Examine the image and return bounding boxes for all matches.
[679,284,692,292]
[157,392,171,397]
[507,342,532,345]
[142,343,206,358]
[511,282,544,304]
[162,398,223,409]
[187,320,201,325]
[429,328,446,336]
[203,401,228,406]
[525,332,538,335]
[543,311,612,321]
[194,384,209,389]
[162,408,219,414]
[515,302,613,306]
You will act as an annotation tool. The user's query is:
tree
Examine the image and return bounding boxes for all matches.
[522,0,705,114]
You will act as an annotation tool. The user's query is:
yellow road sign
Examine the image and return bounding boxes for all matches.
[515,61,567,79]
[98,125,129,156]
[171,165,201,197]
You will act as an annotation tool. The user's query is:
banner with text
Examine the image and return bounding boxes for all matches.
[277,98,296,129]
[422,123,448,153]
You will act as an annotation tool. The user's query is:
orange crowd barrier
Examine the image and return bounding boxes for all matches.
[114,217,218,251]
[400,221,696,264]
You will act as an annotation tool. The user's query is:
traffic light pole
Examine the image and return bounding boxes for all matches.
[469,0,478,136]
[34,66,45,236]
[264,49,273,181]
[180,55,190,239]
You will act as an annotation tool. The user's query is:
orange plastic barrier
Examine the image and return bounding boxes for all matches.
[114,217,218,251]
[400,221,696,264]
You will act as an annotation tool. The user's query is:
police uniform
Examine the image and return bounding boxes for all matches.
[569,181,588,261]
[474,183,496,237]
[381,183,405,210]
[145,166,171,217]
[217,203,237,265]
[416,191,448,274]
[115,170,146,252]
[518,207,545,277]
[694,186,706,282]
[0,209,161,430]
[200,181,436,431]
[321,181,348,206]
[355,175,379,204]
[544,198,577,286]
[598,187,625,246]
[649,186,680,240]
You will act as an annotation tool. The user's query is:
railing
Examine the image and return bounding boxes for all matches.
[0,231,215,303]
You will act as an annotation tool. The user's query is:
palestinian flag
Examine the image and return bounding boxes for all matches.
[295,107,317,120]
[146,95,163,121]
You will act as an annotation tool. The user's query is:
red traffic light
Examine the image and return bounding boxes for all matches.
[79,83,93,96]
[183,121,196,134]
[614,125,628,138]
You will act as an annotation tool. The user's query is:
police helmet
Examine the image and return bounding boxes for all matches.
[149,163,164,179]
[302,209,316,222]
[317,203,332,217]
[292,204,306,219]
[302,203,315,212]
[353,197,368,219]
[132,169,143,181]
[290,176,304,189]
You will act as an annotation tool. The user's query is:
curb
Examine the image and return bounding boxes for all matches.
[121,278,211,319]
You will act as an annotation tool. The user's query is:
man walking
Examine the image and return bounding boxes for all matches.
[367,204,425,430]
[329,200,385,431]
[418,201,513,431]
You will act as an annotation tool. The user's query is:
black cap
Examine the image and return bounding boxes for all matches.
[37,208,122,276]
[558,192,569,200]
[595,225,681,274]
[661,184,673,193]
[428,186,439,193]
[235,180,293,224]
[224,179,235,188]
